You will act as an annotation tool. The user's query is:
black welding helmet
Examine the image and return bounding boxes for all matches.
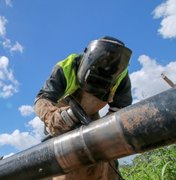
[77,36,132,100]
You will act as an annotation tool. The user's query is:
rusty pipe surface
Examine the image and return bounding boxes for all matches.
[0,87,176,180]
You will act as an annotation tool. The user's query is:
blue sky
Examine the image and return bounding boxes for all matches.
[0,0,176,161]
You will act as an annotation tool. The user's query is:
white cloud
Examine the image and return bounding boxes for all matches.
[0,56,19,98]
[0,16,23,53]
[2,84,17,98]
[0,56,8,69]
[18,105,34,116]
[0,16,7,37]
[0,129,40,151]
[5,0,13,7]
[2,38,24,53]
[2,38,11,48]
[0,117,45,151]
[153,0,176,39]
[10,41,23,53]
[27,117,45,140]
[130,55,176,102]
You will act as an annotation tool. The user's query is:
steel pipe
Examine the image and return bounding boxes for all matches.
[0,87,176,179]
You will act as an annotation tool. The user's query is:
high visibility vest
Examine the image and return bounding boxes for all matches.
[58,54,128,102]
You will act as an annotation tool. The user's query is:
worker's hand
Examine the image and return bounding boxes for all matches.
[34,99,77,136]
[45,106,73,136]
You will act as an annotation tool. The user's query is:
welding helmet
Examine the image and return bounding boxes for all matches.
[77,36,132,100]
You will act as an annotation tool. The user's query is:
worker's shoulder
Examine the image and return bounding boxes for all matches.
[57,53,79,66]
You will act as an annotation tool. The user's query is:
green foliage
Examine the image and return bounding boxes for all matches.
[119,145,176,180]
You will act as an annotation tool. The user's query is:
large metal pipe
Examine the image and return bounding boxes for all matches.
[0,87,176,180]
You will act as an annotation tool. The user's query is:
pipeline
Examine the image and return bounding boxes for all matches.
[0,87,176,179]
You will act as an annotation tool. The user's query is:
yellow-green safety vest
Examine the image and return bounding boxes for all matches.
[58,54,128,102]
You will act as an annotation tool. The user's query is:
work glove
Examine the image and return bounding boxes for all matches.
[34,98,77,136]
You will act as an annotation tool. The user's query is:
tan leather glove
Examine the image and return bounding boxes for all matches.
[34,98,76,136]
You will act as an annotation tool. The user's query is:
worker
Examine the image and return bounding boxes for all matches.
[34,36,132,180]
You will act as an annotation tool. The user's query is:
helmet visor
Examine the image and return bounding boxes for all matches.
[77,38,132,99]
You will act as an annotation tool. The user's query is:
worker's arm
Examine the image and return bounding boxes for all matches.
[35,64,67,103]
[108,74,132,112]
[34,64,76,136]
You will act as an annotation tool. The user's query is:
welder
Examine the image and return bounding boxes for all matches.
[34,36,132,180]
